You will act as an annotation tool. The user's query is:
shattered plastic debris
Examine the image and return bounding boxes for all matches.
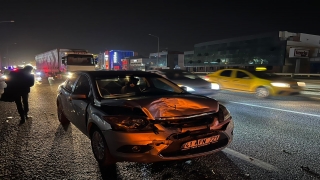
[185,160,192,164]
[301,166,310,171]
[6,117,12,123]
[282,149,292,155]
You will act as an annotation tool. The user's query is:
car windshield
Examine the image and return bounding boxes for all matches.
[164,71,200,80]
[96,75,184,98]
[250,71,280,79]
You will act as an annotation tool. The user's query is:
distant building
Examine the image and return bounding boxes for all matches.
[183,51,195,71]
[280,31,320,73]
[123,55,150,71]
[149,51,184,69]
[96,50,137,70]
[184,31,320,73]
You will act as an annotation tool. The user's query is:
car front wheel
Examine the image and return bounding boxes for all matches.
[57,102,70,125]
[91,128,115,167]
[255,87,270,98]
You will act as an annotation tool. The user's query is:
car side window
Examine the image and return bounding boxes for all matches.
[220,70,232,77]
[151,78,176,92]
[136,77,147,90]
[73,75,90,95]
[236,71,250,79]
[65,75,79,91]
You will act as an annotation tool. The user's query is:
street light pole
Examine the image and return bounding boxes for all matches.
[148,34,160,67]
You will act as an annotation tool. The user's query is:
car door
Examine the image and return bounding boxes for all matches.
[233,70,253,92]
[68,74,91,134]
[59,74,80,121]
[217,70,233,89]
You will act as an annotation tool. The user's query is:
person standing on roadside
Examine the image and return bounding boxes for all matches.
[6,65,35,124]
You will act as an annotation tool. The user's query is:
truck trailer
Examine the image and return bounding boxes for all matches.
[35,48,95,79]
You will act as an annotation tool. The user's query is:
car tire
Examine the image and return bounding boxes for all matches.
[90,127,116,167]
[255,87,270,98]
[57,102,70,125]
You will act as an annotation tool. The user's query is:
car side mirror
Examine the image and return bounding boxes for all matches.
[70,94,87,100]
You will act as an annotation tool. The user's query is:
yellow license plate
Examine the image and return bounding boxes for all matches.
[181,135,220,150]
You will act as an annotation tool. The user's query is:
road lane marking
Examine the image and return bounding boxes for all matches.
[230,101,320,118]
[223,148,280,172]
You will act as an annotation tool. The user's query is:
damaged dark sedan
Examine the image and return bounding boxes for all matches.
[56,70,234,167]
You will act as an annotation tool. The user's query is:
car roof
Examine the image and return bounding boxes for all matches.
[72,70,162,77]
[149,69,189,73]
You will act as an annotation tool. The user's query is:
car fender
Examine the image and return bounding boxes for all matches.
[87,106,112,135]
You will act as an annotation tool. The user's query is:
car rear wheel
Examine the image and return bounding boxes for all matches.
[255,87,270,98]
[57,102,70,125]
[91,128,115,167]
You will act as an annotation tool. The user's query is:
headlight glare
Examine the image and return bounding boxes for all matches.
[1,75,7,80]
[211,83,220,90]
[271,82,290,88]
[297,82,306,87]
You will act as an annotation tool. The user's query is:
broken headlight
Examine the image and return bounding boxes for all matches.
[210,104,232,130]
[103,115,154,132]
[218,104,231,123]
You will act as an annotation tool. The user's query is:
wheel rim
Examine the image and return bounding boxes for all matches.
[256,87,269,98]
[92,131,106,160]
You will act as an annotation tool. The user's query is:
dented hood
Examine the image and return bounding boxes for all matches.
[100,94,219,119]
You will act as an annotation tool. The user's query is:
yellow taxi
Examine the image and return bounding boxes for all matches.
[204,68,306,98]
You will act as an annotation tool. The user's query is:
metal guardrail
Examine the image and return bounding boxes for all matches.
[274,73,320,78]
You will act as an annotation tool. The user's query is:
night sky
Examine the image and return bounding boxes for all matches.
[0,0,319,64]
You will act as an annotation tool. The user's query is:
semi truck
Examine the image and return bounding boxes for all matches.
[35,49,96,80]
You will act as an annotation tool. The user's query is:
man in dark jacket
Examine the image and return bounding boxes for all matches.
[121,76,141,94]
[6,65,35,124]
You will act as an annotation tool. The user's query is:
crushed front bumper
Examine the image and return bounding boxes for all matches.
[103,119,234,163]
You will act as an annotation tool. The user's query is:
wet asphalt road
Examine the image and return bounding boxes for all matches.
[0,81,319,180]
